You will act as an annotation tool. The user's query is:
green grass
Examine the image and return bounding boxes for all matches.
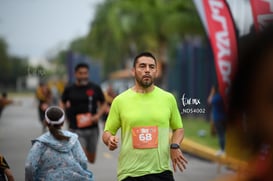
[7,91,35,98]
[183,118,219,150]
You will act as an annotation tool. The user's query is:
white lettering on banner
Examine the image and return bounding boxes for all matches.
[210,1,227,30]
[218,60,231,85]
[209,0,232,90]
[216,31,231,58]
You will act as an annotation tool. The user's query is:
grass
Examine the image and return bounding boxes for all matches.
[6,91,35,98]
[183,118,219,150]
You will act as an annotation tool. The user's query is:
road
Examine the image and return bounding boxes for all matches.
[0,96,232,181]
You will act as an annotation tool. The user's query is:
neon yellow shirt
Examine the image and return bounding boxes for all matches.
[104,86,183,181]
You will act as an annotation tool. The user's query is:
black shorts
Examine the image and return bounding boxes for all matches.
[122,170,175,181]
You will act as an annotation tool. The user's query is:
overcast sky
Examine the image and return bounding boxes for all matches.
[0,0,103,60]
[0,0,253,62]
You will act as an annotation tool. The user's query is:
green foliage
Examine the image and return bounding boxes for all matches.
[0,38,29,88]
[53,0,205,77]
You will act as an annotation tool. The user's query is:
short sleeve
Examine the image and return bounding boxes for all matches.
[96,85,105,103]
[61,86,70,103]
[169,95,183,130]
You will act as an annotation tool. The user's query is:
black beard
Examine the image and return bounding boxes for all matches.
[136,76,153,88]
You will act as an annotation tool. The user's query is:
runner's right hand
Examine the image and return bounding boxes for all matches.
[108,136,119,151]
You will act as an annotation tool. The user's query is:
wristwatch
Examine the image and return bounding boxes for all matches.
[170,143,180,149]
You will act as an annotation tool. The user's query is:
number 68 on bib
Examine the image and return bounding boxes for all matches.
[132,126,158,149]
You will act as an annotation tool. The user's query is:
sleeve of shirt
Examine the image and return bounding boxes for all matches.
[61,86,69,103]
[169,94,183,130]
[104,98,121,135]
[96,86,105,103]
[25,141,45,181]
[71,140,89,170]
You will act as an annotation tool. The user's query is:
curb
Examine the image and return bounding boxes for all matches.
[181,138,248,170]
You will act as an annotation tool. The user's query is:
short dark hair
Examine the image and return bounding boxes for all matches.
[74,63,89,72]
[133,52,157,67]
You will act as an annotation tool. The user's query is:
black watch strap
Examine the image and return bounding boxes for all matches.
[170,143,180,149]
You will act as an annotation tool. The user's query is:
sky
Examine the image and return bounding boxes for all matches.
[0,0,253,63]
[0,0,103,61]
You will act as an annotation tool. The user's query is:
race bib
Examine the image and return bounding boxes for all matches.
[76,113,93,128]
[132,126,158,149]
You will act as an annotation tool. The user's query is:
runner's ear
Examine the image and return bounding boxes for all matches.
[131,68,135,77]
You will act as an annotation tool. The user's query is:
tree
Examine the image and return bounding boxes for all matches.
[0,38,11,85]
[0,38,29,89]
[53,0,204,77]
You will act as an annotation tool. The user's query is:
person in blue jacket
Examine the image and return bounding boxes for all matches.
[207,85,227,156]
[25,106,94,181]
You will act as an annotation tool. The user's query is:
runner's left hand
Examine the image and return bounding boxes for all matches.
[170,148,188,172]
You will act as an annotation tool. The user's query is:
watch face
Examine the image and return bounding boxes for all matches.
[171,144,180,149]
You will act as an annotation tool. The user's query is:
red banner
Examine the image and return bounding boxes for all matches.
[250,0,273,31]
[193,0,238,106]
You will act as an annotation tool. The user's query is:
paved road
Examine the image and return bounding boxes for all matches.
[0,96,232,181]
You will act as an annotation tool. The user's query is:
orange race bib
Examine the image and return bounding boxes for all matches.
[76,113,93,128]
[132,126,158,149]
